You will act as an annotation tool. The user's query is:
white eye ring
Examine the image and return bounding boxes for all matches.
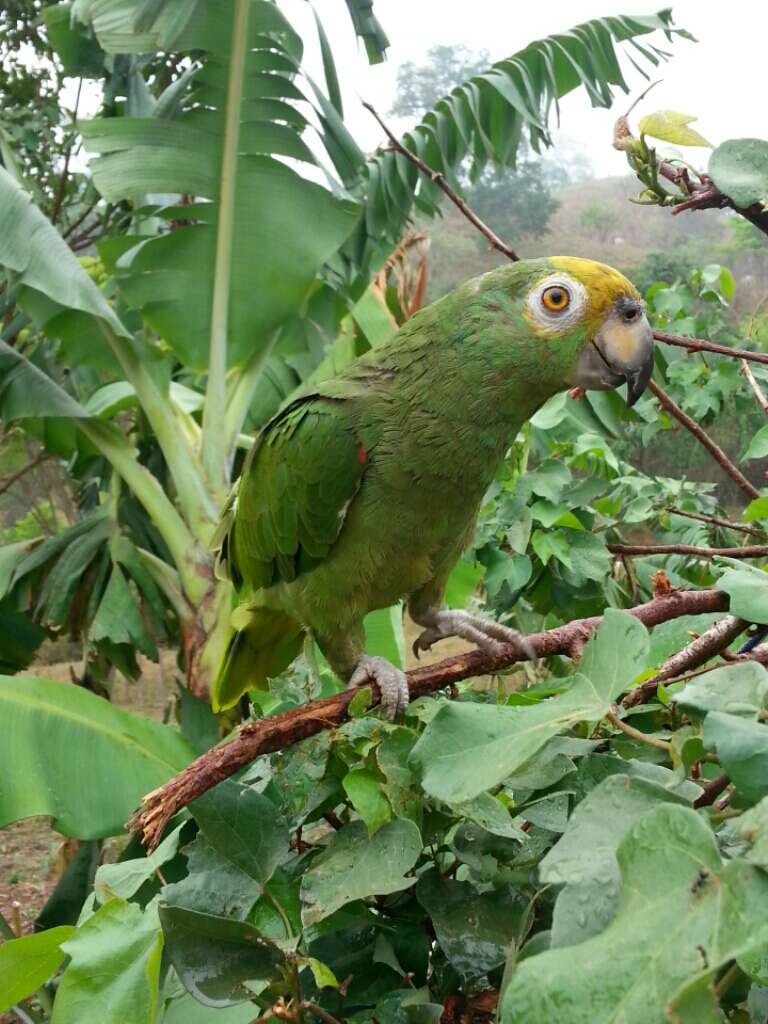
[526,273,588,333]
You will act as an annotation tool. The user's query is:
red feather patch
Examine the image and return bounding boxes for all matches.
[356,445,369,465]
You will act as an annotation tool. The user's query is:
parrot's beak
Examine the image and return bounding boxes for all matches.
[574,296,654,407]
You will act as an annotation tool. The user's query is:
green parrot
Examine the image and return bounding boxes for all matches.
[212,256,653,717]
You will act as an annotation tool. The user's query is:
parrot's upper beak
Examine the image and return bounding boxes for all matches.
[574,296,654,407]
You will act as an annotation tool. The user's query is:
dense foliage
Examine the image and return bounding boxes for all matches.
[6,2,768,1023]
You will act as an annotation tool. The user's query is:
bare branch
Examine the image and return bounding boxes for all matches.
[741,358,768,414]
[362,102,520,262]
[0,451,51,498]
[654,330,768,368]
[608,543,768,559]
[623,614,748,708]
[666,507,768,541]
[131,587,729,849]
[649,380,759,500]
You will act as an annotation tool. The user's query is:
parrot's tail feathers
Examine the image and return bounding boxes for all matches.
[212,608,304,712]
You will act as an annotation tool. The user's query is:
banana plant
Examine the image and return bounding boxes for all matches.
[0,0,689,700]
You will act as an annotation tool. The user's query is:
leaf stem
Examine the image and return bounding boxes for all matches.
[201,0,250,493]
[607,707,671,751]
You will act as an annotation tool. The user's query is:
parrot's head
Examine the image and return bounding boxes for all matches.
[522,256,653,407]
[465,256,654,408]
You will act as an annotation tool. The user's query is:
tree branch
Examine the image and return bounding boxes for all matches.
[0,451,50,497]
[693,773,730,809]
[131,587,729,849]
[608,542,768,559]
[653,330,768,368]
[665,507,768,541]
[363,102,520,262]
[649,379,759,500]
[741,358,768,414]
[622,614,747,708]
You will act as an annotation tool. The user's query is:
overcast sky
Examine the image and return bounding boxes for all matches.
[277,0,763,177]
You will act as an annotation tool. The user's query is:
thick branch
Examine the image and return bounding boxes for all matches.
[653,330,768,368]
[666,507,768,541]
[622,614,747,708]
[693,773,731,809]
[608,543,768,559]
[363,102,520,262]
[649,379,759,500]
[131,587,729,849]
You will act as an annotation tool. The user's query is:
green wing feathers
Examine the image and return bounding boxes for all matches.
[212,394,369,711]
[230,396,368,590]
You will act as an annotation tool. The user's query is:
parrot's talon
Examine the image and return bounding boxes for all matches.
[348,655,409,720]
[411,609,535,664]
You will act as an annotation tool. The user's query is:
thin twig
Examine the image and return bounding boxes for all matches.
[665,507,768,541]
[654,330,768,367]
[623,614,748,708]
[608,542,768,559]
[607,706,671,751]
[362,101,520,261]
[302,1003,344,1024]
[649,379,759,500]
[50,77,83,225]
[131,587,729,849]
[741,358,768,414]
[0,452,51,498]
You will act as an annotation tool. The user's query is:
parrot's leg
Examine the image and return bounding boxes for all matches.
[315,626,409,720]
[410,605,534,661]
[348,656,409,721]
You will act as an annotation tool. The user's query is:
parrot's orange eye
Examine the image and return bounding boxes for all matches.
[541,286,570,312]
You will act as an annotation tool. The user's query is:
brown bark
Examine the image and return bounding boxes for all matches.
[131,587,729,850]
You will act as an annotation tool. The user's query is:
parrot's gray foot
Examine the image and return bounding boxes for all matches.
[348,655,409,720]
[412,608,535,661]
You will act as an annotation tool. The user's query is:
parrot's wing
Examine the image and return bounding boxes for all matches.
[217,392,369,591]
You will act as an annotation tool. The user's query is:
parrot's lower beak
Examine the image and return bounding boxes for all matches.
[574,298,654,407]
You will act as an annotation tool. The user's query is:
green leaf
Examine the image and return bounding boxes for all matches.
[742,424,768,462]
[715,558,768,623]
[704,712,768,804]
[0,674,193,837]
[36,841,100,929]
[541,775,690,947]
[44,1,105,77]
[163,994,257,1024]
[444,559,485,609]
[710,138,768,209]
[53,899,163,1024]
[501,805,768,1023]
[89,564,157,659]
[95,823,185,902]
[745,496,768,523]
[159,905,283,1007]
[0,926,74,1013]
[302,956,339,990]
[416,868,529,981]
[638,110,710,147]
[737,796,768,869]
[190,780,289,889]
[364,604,405,670]
[343,769,392,835]
[163,836,262,921]
[363,10,689,247]
[300,818,422,926]
[411,611,648,804]
[676,663,768,720]
[78,3,360,372]
[0,165,128,338]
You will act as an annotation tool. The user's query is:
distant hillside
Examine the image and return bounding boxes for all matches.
[421,174,768,310]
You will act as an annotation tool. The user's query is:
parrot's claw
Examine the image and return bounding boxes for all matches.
[348,655,409,721]
[412,609,536,662]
